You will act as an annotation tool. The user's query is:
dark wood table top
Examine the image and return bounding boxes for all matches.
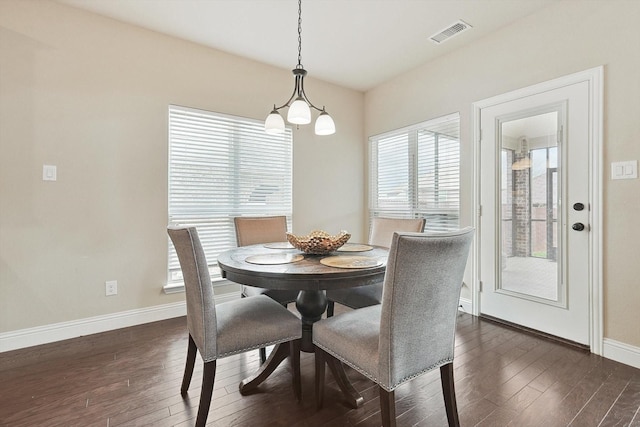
[217,244,388,291]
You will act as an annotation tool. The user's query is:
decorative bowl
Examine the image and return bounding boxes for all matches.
[286,230,351,255]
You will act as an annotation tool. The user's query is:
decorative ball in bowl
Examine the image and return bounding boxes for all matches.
[286,230,351,255]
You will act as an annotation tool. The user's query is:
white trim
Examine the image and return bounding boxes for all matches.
[471,66,604,355]
[0,292,241,353]
[163,282,186,294]
[603,338,640,370]
[458,297,473,314]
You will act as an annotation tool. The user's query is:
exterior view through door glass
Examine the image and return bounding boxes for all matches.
[500,110,560,302]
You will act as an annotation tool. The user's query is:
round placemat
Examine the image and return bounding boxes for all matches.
[245,253,304,265]
[263,242,295,249]
[337,243,374,252]
[320,256,383,269]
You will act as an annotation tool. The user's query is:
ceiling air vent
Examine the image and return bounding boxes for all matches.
[429,20,472,44]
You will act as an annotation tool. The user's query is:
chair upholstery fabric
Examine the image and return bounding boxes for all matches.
[234,216,299,305]
[216,296,301,358]
[168,226,218,361]
[168,226,302,362]
[314,228,474,392]
[234,216,288,247]
[368,217,426,248]
[326,217,425,311]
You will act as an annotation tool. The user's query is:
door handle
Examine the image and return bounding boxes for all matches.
[572,222,585,231]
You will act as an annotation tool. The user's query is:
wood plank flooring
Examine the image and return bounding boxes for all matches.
[2,310,640,426]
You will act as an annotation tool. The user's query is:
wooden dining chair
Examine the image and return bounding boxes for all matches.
[168,226,302,427]
[314,228,474,427]
[234,216,300,363]
[325,217,425,317]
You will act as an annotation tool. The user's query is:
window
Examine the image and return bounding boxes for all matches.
[369,113,460,231]
[167,105,293,289]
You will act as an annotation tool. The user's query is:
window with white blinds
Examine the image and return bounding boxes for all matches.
[168,105,293,286]
[369,112,460,232]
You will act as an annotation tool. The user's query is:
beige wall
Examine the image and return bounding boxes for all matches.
[0,0,364,333]
[366,0,640,347]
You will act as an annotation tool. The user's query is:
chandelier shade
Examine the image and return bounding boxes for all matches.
[314,110,336,135]
[287,97,312,124]
[264,0,335,136]
[264,108,285,134]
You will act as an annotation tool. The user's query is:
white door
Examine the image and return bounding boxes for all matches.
[478,80,592,345]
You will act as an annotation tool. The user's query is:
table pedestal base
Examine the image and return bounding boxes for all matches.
[296,289,327,352]
[239,289,363,408]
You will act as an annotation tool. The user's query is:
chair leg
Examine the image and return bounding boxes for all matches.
[440,363,460,427]
[290,340,302,402]
[314,346,326,410]
[379,387,396,427]
[326,301,335,317]
[242,293,268,363]
[195,360,216,427]
[181,334,197,395]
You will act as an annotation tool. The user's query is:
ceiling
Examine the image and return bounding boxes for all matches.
[55,0,560,92]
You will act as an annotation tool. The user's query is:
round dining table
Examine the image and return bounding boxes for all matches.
[217,242,388,407]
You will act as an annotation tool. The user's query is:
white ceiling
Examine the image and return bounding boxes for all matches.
[55,0,560,92]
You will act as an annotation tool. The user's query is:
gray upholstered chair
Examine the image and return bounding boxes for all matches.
[234,216,300,363]
[325,217,426,317]
[168,226,302,427]
[314,228,474,427]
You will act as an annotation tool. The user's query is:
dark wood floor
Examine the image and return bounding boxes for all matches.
[2,309,640,427]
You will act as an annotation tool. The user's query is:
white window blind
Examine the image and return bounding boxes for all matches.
[168,105,293,286]
[369,113,460,232]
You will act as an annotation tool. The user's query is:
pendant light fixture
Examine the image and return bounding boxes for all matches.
[264,0,335,136]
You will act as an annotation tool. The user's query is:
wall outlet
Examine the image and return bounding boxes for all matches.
[105,280,118,296]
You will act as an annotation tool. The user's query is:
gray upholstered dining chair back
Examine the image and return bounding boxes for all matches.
[324,217,426,317]
[234,216,287,247]
[314,228,474,426]
[378,228,473,390]
[368,217,426,248]
[232,215,299,364]
[168,225,302,427]
[168,226,217,362]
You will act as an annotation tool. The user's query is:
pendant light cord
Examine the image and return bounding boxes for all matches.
[297,0,303,68]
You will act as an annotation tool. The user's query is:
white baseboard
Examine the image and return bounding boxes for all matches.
[10,294,637,370]
[0,292,241,353]
[603,338,640,370]
[458,297,472,314]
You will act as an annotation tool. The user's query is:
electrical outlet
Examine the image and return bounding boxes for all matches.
[105,280,118,296]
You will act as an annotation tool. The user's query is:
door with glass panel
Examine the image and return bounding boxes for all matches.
[479,81,590,345]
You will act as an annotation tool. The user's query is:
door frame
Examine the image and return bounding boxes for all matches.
[471,66,603,354]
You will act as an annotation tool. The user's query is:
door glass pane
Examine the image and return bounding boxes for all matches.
[499,111,559,301]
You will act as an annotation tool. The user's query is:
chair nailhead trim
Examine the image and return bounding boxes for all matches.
[214,335,301,360]
[314,342,453,392]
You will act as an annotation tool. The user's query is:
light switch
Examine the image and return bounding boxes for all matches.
[611,160,637,180]
[43,165,57,181]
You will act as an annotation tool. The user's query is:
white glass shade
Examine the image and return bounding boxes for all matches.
[314,111,336,135]
[265,110,285,134]
[287,97,311,124]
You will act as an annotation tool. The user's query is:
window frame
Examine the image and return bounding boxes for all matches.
[166,105,293,293]
[368,112,460,232]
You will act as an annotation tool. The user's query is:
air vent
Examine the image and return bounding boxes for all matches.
[429,20,472,44]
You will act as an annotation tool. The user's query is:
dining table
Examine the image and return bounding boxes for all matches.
[217,242,388,408]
